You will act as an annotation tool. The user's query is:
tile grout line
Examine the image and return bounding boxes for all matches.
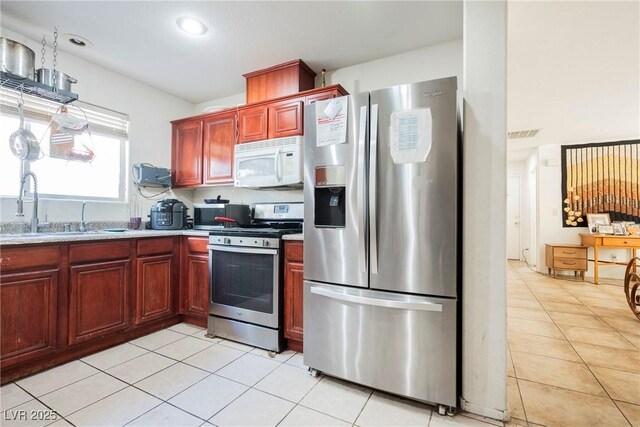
[506,344,529,424]
[511,263,633,423]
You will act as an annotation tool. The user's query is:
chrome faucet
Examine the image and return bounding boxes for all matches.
[16,171,39,233]
[79,201,87,232]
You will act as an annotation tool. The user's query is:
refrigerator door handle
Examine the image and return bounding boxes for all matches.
[357,105,368,273]
[369,103,379,274]
[310,286,443,312]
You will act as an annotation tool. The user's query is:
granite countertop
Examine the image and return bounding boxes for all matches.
[0,229,212,246]
[282,233,304,241]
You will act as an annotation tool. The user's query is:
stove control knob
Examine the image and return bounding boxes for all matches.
[262,240,270,247]
[224,238,231,245]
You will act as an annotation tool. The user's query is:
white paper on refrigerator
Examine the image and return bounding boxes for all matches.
[389,108,432,164]
[315,98,348,147]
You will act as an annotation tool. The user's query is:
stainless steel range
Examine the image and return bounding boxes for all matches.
[207,202,303,352]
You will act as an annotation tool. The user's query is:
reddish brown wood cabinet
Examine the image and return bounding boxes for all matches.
[0,269,59,369]
[0,246,61,370]
[135,238,177,325]
[181,237,209,326]
[171,85,347,185]
[171,119,203,187]
[203,112,237,185]
[304,88,343,105]
[243,59,316,104]
[69,259,131,345]
[268,98,304,139]
[238,105,268,143]
[0,237,188,384]
[284,240,304,352]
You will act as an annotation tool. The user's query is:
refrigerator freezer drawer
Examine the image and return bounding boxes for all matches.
[303,281,457,407]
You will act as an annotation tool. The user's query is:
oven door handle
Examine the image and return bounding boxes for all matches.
[208,245,278,256]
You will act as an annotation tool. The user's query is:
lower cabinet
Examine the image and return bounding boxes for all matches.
[0,269,58,368]
[284,240,304,352]
[0,235,201,383]
[68,259,131,345]
[135,237,177,325]
[181,237,210,325]
[0,245,61,370]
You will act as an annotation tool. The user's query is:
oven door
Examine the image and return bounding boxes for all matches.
[209,244,280,328]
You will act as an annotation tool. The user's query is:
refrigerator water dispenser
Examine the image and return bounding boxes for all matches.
[314,165,346,228]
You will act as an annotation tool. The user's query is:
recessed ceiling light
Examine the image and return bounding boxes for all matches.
[176,17,208,36]
[62,33,93,48]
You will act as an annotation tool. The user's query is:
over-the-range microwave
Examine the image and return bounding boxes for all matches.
[234,136,303,188]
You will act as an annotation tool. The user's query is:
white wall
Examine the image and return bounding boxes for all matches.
[324,39,463,101]
[193,39,463,205]
[461,0,508,421]
[535,144,631,279]
[0,27,194,224]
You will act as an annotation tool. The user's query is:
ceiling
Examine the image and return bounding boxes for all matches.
[507,1,639,155]
[0,1,463,104]
[2,1,637,155]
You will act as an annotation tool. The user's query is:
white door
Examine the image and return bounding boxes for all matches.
[507,176,521,260]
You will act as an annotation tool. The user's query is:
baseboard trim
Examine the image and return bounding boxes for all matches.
[459,397,510,421]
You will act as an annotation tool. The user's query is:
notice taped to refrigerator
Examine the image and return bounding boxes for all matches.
[390,108,432,164]
[315,98,348,147]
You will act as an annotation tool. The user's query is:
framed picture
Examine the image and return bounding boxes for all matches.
[587,213,611,234]
[612,222,626,235]
[598,225,614,235]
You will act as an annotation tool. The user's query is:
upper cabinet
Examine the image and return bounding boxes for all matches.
[268,98,304,140]
[171,120,203,187]
[171,59,348,188]
[203,112,237,185]
[237,105,268,144]
[243,59,316,104]
[172,112,237,188]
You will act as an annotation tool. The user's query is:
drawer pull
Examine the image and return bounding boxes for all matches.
[562,251,576,254]
[563,261,577,265]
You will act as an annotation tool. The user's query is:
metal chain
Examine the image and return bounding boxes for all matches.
[40,36,46,68]
[52,28,58,90]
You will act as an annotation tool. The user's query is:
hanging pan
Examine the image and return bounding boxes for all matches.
[8,101,40,161]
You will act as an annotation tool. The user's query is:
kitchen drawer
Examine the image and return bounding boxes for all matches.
[137,237,175,256]
[69,241,130,263]
[553,258,587,270]
[285,241,303,262]
[602,237,639,248]
[0,246,60,272]
[553,247,587,259]
[186,237,209,254]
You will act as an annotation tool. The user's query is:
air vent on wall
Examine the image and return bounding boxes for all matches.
[508,128,541,139]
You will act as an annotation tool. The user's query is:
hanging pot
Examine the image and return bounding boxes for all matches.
[0,38,35,79]
[8,102,40,161]
[36,68,77,92]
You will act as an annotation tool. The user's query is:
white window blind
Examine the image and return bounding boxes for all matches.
[0,86,129,202]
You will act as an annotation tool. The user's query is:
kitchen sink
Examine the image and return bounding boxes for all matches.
[2,231,111,238]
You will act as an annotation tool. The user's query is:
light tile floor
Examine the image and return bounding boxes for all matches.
[3,263,637,427]
[507,261,640,427]
[1,323,498,427]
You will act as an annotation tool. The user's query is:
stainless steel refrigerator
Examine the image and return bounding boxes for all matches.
[303,77,459,410]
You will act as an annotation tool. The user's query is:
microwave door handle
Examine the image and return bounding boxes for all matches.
[274,148,282,182]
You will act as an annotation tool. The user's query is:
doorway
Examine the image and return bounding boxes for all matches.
[507,175,522,260]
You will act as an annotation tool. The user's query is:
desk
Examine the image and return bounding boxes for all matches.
[579,234,640,284]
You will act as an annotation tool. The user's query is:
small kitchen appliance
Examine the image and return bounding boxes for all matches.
[194,202,251,230]
[149,198,188,230]
[207,202,303,352]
